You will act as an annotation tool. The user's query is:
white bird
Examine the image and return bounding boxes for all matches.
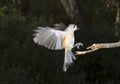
[33,23,82,71]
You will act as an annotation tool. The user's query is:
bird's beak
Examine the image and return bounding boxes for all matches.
[77,27,80,30]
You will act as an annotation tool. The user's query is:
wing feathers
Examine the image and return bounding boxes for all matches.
[33,27,64,50]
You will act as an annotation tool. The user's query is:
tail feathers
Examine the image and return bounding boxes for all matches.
[63,50,76,71]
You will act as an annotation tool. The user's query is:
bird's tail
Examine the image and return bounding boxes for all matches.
[63,49,76,71]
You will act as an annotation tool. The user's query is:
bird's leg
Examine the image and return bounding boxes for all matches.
[74,42,83,49]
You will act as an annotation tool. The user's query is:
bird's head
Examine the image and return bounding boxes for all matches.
[65,24,79,32]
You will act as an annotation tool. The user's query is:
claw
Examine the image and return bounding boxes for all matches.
[77,45,80,49]
[74,42,83,49]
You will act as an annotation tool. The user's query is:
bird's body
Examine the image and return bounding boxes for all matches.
[33,24,80,71]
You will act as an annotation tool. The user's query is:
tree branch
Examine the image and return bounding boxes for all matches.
[76,41,120,55]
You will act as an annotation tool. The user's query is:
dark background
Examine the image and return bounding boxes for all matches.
[0,0,120,84]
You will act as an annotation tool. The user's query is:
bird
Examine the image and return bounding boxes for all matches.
[33,23,83,71]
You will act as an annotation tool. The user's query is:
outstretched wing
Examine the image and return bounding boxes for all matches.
[33,27,65,50]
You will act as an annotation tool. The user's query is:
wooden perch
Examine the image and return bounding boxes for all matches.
[75,41,120,55]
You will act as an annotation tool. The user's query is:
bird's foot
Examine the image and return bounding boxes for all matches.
[74,42,83,49]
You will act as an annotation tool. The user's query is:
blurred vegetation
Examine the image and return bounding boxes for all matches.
[0,0,120,84]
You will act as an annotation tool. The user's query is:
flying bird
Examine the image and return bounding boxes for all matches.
[33,23,82,71]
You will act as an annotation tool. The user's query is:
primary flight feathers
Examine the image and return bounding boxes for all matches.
[33,26,65,50]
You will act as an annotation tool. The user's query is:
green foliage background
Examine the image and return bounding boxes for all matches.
[0,0,120,84]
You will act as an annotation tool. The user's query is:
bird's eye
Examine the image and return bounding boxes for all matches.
[73,25,76,28]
